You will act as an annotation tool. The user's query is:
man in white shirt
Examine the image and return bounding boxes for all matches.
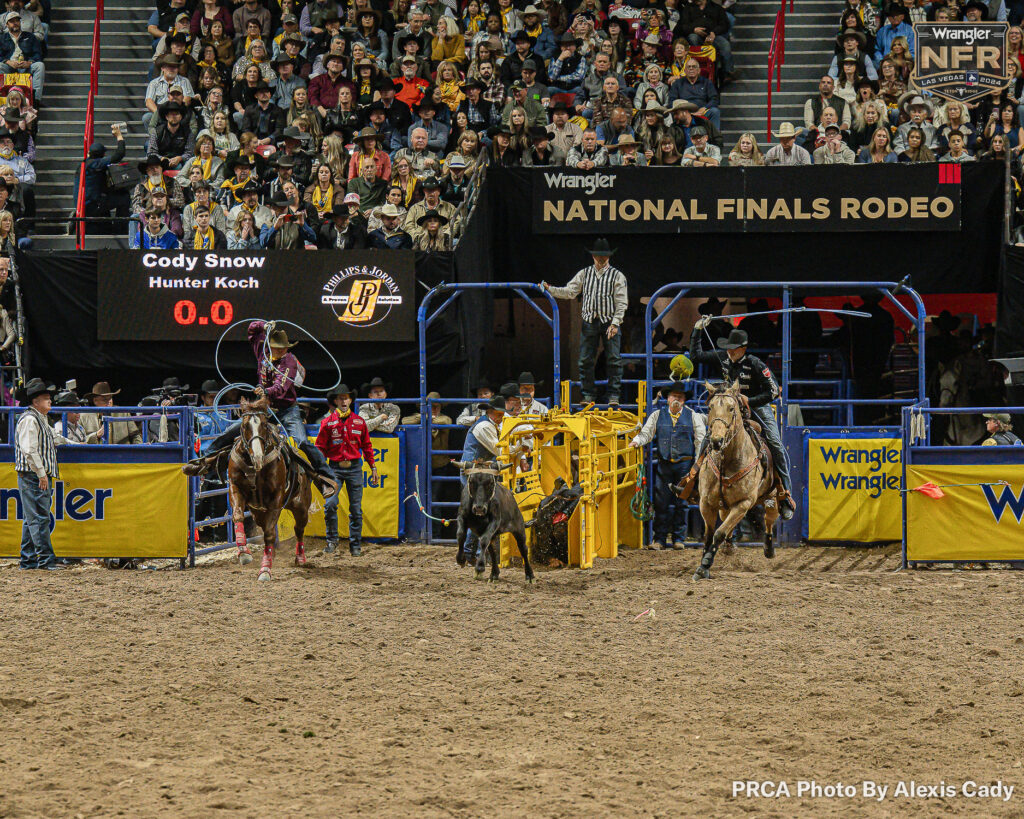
[457,381,494,426]
[517,371,547,415]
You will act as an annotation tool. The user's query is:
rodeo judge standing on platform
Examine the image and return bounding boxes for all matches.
[15,379,73,570]
[630,382,706,550]
[542,238,628,405]
[316,384,378,557]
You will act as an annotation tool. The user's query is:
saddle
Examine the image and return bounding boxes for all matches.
[672,417,778,502]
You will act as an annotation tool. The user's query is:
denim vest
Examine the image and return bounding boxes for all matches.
[461,415,495,463]
[656,407,694,464]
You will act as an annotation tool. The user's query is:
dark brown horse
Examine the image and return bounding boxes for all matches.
[694,381,779,581]
[228,396,312,581]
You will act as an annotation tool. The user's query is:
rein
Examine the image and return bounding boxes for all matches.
[706,397,763,490]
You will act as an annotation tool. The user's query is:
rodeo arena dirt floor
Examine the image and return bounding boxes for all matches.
[2,542,1024,818]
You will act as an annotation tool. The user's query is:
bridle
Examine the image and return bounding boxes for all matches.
[708,394,740,452]
[235,408,282,472]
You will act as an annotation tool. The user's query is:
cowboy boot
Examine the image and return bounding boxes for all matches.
[778,489,796,520]
[314,468,338,499]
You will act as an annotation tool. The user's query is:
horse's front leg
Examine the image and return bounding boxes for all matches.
[258,509,281,582]
[292,479,310,567]
[228,480,252,565]
[694,492,718,580]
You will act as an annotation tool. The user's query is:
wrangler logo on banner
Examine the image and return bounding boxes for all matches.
[907,464,1024,560]
[807,438,903,541]
[533,166,961,234]
[0,463,188,558]
[911,22,1010,103]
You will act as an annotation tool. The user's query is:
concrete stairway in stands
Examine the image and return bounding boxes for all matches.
[720,0,838,145]
[33,2,152,250]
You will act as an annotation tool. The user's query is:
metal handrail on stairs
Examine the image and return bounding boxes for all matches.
[74,0,105,250]
[766,0,792,141]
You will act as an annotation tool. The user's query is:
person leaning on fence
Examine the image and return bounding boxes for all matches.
[687,324,797,519]
[457,380,494,426]
[15,379,71,570]
[52,387,98,444]
[80,381,141,445]
[359,377,401,433]
[630,381,706,550]
[543,238,628,405]
[317,384,378,557]
[981,413,1023,446]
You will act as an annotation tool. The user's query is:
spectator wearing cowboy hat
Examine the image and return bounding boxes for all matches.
[309,51,351,117]
[520,4,557,61]
[830,29,878,81]
[317,383,377,557]
[349,126,393,181]
[53,387,99,444]
[15,379,73,569]
[666,99,724,152]
[502,30,550,88]
[277,126,314,186]
[981,413,1023,445]
[347,158,389,213]
[0,107,30,160]
[317,201,368,248]
[219,151,260,206]
[368,202,413,248]
[271,52,306,108]
[147,101,195,169]
[609,133,647,166]
[413,208,451,250]
[547,99,584,154]
[440,155,471,204]
[543,238,628,404]
[80,382,142,445]
[404,175,455,236]
[893,92,939,151]
[264,153,298,201]
[457,380,494,426]
[405,97,450,154]
[630,381,706,549]
[146,55,195,129]
[524,125,567,166]
[240,82,287,146]
[359,376,400,433]
[457,79,499,136]
[547,32,587,100]
[875,4,914,63]
[260,189,316,248]
[764,122,812,165]
[517,371,547,415]
[228,180,274,230]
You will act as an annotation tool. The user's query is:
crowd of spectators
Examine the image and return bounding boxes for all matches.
[112,0,742,249]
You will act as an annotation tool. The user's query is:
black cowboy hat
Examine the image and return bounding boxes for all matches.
[717,329,749,350]
[421,175,441,189]
[162,376,190,391]
[472,379,493,395]
[1,106,23,122]
[330,202,350,218]
[962,0,988,14]
[223,155,253,175]
[361,376,392,394]
[499,381,521,399]
[664,381,690,396]
[252,81,273,94]
[327,383,356,405]
[268,328,297,348]
[486,395,507,411]
[84,381,121,399]
[585,237,616,256]
[269,189,290,208]
[395,31,421,51]
[200,379,221,395]
[375,77,397,92]
[511,30,536,44]
[53,388,81,407]
[366,100,387,114]
[281,125,303,141]
[885,2,906,15]
[855,77,880,93]
[528,125,549,140]
[138,153,170,173]
[414,96,437,113]
[271,54,295,67]
[23,377,54,401]
[239,180,261,195]
[517,371,539,385]
[273,153,295,168]
[697,296,726,315]
[416,208,449,226]
[558,31,583,47]
[488,123,513,139]
[933,309,961,332]
[462,78,486,93]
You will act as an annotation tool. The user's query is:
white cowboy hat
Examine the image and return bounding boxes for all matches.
[898,91,934,118]
[772,121,803,138]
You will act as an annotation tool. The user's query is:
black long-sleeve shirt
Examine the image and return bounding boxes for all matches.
[689,325,780,409]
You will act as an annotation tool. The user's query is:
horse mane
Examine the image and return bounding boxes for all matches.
[241,395,270,414]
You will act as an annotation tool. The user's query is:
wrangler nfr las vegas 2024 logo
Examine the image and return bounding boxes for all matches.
[911,22,1010,103]
[321,265,403,328]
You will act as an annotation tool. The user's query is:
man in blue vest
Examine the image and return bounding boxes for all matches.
[457,395,507,561]
[630,381,706,549]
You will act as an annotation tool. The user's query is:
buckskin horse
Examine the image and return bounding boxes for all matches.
[692,381,779,581]
[228,396,312,581]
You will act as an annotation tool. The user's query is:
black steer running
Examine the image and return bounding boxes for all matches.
[452,459,535,583]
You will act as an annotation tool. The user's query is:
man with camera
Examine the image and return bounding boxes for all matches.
[259,190,316,248]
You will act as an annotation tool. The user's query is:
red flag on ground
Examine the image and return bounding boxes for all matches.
[913,482,945,499]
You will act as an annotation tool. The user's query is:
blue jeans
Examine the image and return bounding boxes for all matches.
[324,463,363,544]
[753,405,792,494]
[580,319,622,401]
[18,471,55,568]
[654,459,690,542]
[211,404,330,474]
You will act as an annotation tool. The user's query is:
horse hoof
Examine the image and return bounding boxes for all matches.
[294,556,306,567]
[456,551,467,567]
[238,552,252,566]
[257,570,272,582]
[474,569,485,581]
[693,566,710,581]
[525,576,536,585]
[487,575,500,583]
[764,543,775,559]
[721,541,736,556]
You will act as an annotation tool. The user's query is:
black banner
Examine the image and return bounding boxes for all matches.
[97,249,416,341]
[533,164,962,234]
[912,22,1009,104]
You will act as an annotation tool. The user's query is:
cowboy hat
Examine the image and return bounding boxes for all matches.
[280,125,303,141]
[517,371,540,386]
[585,237,616,256]
[885,3,906,15]
[269,190,290,208]
[473,379,493,395]
[352,126,380,143]
[271,53,296,67]
[717,329,750,350]
[223,155,253,175]
[200,379,221,395]
[161,376,189,391]
[528,125,549,140]
[421,175,442,189]
[252,81,274,95]
[697,296,726,315]
[898,91,934,117]
[558,32,582,47]
[154,54,181,69]
[23,378,55,401]
[511,30,536,44]
[486,395,507,411]
[983,412,1012,424]
[416,208,449,226]
[361,376,392,394]
[84,381,121,399]
[1,106,24,122]
[137,153,170,173]
[608,133,640,149]
[267,328,297,348]
[641,99,667,115]
[668,99,699,113]
[379,203,403,218]
[932,309,961,332]
[330,202,351,218]
[664,380,690,396]
[642,33,662,46]
[836,28,868,49]
[327,383,357,404]
[52,388,81,407]
[963,0,989,15]
[522,3,546,16]
[499,382,520,398]
[273,153,295,168]
[772,121,803,138]
[158,100,186,117]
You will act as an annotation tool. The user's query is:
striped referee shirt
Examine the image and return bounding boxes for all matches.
[14,408,64,479]
[548,262,628,325]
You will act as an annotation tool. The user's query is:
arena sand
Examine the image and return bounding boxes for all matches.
[1,544,1022,818]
